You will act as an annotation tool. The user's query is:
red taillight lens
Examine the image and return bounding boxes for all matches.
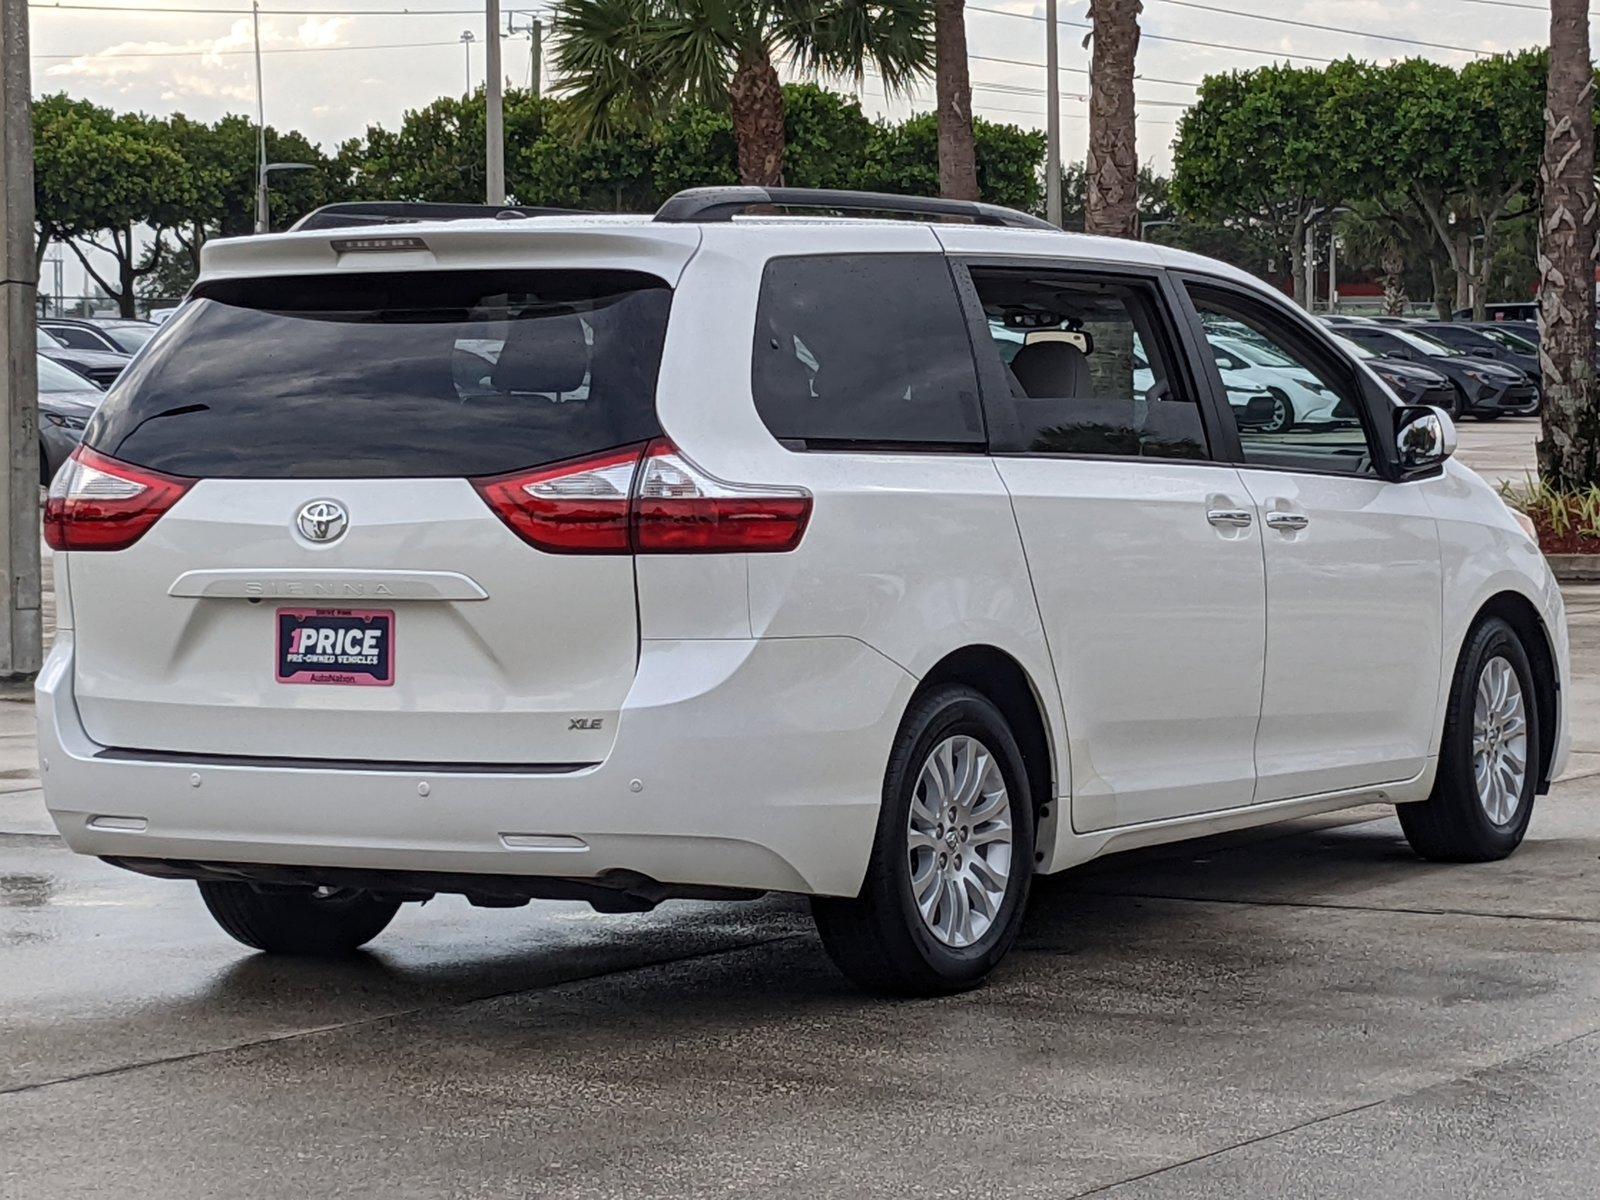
[471,439,811,554]
[471,444,644,554]
[43,446,195,552]
[632,439,811,553]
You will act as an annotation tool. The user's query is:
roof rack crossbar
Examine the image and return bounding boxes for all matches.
[290,201,583,232]
[652,187,1056,231]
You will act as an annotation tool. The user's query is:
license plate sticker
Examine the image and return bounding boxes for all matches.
[276,608,394,687]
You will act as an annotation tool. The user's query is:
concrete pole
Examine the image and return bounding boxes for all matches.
[1304,222,1315,313]
[485,0,504,204]
[1,0,42,679]
[1044,0,1061,227]
[1328,226,1338,313]
[530,17,541,96]
[252,0,269,233]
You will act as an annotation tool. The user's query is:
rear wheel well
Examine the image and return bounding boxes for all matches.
[1473,591,1558,794]
[917,647,1055,817]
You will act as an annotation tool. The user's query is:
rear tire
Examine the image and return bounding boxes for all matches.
[198,880,400,956]
[1398,617,1539,862]
[812,685,1035,996]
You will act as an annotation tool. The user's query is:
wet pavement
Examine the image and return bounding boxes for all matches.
[3,582,1599,1199]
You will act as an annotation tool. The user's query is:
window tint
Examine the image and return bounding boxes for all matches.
[1188,287,1374,476]
[751,254,984,449]
[970,269,1208,460]
[46,326,107,351]
[87,270,671,478]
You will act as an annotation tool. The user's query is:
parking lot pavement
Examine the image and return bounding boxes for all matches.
[0,583,1595,1199]
[1452,414,1540,490]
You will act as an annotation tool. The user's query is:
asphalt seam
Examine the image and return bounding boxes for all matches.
[1067,1022,1600,1197]
[1069,888,1600,926]
[0,931,803,1101]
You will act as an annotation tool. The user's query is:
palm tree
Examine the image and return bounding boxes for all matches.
[1084,0,1141,238]
[933,0,977,200]
[550,0,933,189]
[1538,0,1599,491]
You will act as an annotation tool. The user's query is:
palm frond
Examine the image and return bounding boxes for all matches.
[548,0,670,137]
[777,0,934,95]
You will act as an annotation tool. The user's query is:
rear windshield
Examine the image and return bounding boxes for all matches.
[87,269,672,478]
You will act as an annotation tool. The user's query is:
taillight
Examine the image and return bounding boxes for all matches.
[632,439,811,553]
[472,439,811,554]
[42,446,194,552]
[471,444,643,554]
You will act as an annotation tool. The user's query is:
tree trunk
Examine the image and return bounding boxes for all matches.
[728,49,786,188]
[1538,0,1599,491]
[1453,230,1472,313]
[1380,242,1408,316]
[1085,0,1141,239]
[1429,255,1452,320]
[1288,222,1307,308]
[934,0,979,201]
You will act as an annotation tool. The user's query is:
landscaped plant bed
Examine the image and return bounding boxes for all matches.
[1499,480,1600,578]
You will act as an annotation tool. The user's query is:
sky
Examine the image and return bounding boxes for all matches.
[24,0,1563,300]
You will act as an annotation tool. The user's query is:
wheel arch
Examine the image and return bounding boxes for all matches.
[1472,590,1559,794]
[916,645,1057,821]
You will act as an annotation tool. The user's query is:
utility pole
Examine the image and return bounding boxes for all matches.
[485,0,504,204]
[1044,0,1061,227]
[530,16,541,95]
[1,0,42,679]
[252,0,269,233]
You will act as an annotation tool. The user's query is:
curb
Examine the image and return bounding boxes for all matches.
[1547,554,1600,583]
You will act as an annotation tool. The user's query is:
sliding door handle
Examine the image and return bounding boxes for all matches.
[1207,508,1254,528]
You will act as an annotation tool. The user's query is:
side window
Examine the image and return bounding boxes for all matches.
[49,326,99,350]
[969,269,1209,460]
[751,254,985,450]
[1187,286,1375,476]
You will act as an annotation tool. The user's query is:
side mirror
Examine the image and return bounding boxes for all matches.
[1395,405,1456,476]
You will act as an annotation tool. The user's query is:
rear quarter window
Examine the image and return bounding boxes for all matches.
[87,269,672,479]
[750,254,985,451]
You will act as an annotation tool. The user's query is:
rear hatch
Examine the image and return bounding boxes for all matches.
[61,239,688,765]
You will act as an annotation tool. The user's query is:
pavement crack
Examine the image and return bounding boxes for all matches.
[1069,888,1600,925]
[1067,1023,1600,1197]
[0,931,802,1101]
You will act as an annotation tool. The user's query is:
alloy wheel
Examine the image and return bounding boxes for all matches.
[906,735,1015,948]
[1473,655,1528,826]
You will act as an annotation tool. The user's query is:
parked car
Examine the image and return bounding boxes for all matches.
[1329,331,1460,413]
[1455,302,1540,323]
[1411,322,1540,386]
[1320,314,1379,327]
[1200,331,1346,431]
[147,307,182,326]
[36,189,1569,995]
[40,316,157,356]
[36,326,129,389]
[1335,323,1537,419]
[36,353,102,484]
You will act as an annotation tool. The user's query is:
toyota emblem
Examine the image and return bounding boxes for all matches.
[296,499,348,544]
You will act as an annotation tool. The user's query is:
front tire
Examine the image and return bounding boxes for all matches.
[812,685,1035,996]
[198,881,400,956]
[1399,617,1539,862]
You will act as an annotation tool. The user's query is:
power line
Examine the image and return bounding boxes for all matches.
[33,35,470,59]
[1151,0,1490,58]
[964,4,1335,65]
[969,51,1199,90]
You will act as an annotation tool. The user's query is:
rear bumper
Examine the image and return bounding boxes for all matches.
[37,632,915,898]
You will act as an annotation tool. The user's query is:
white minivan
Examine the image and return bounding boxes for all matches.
[36,189,1569,995]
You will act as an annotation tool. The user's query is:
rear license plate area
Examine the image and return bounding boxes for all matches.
[276,608,394,687]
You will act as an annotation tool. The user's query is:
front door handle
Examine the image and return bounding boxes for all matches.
[1207,508,1254,528]
[1265,512,1310,531]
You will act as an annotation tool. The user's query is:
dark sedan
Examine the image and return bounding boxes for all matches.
[1329,330,1459,413]
[37,328,129,389]
[1412,322,1540,386]
[37,353,102,483]
[1335,324,1536,420]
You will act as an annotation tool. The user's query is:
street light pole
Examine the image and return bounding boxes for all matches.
[0,0,41,678]
[252,0,269,234]
[1044,0,1061,227]
[485,0,504,205]
[460,30,475,96]
[530,16,541,95]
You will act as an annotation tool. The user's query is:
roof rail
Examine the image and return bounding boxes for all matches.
[653,186,1057,231]
[290,201,583,232]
